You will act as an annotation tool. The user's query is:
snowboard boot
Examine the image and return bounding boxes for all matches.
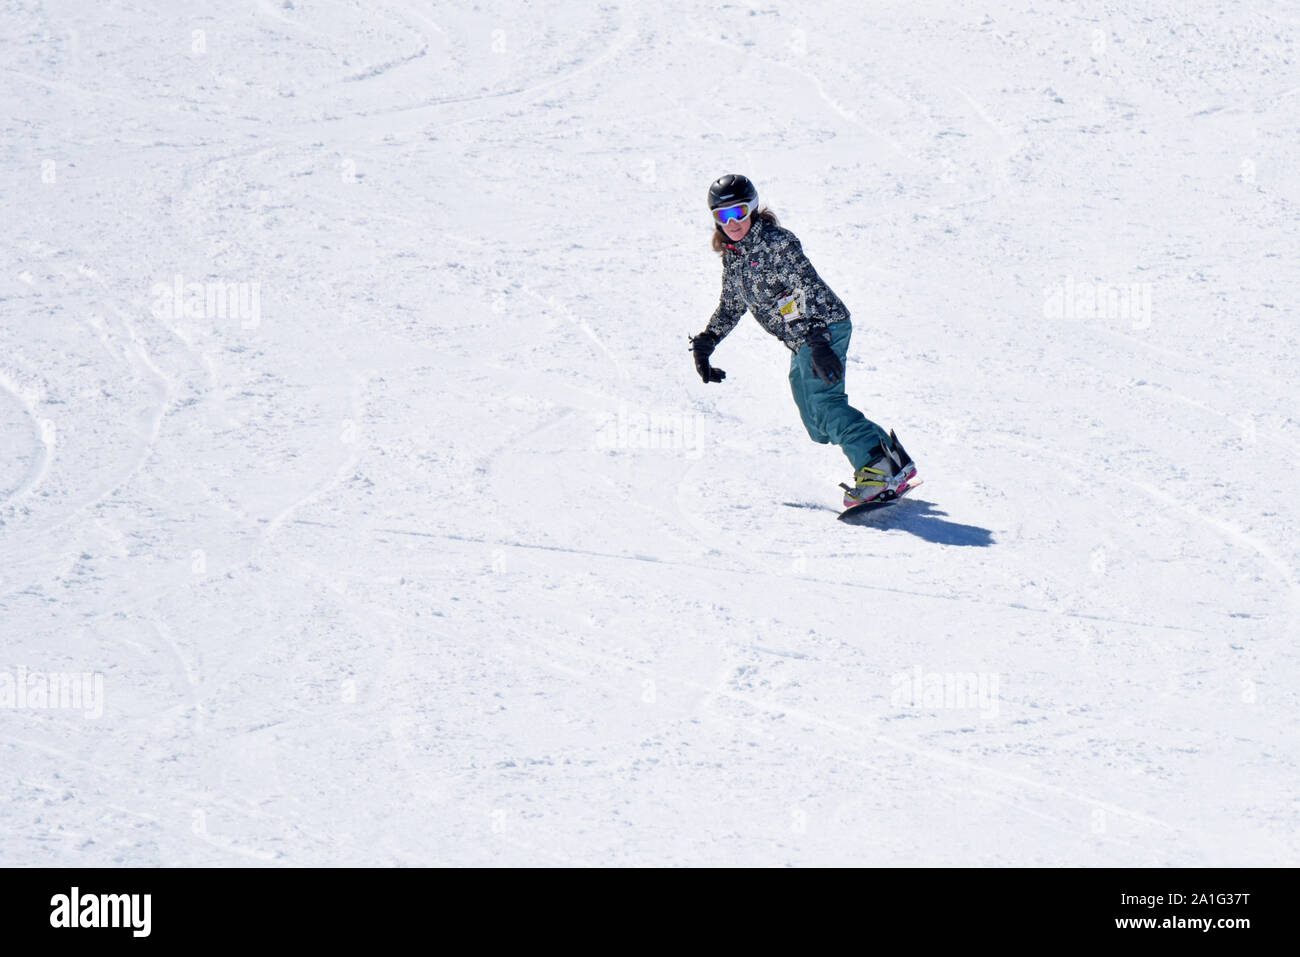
[840,431,918,508]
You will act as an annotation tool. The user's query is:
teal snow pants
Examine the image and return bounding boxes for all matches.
[789,320,889,471]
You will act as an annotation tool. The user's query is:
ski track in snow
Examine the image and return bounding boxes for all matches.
[1,0,1297,866]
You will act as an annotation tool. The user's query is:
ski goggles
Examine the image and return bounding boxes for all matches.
[711,201,754,225]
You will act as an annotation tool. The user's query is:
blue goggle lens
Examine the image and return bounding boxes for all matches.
[713,203,749,224]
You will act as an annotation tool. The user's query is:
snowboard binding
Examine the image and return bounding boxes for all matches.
[838,431,921,519]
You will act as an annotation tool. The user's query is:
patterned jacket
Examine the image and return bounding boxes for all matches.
[705,216,850,352]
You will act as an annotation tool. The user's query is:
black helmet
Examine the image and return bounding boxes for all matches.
[707,173,758,210]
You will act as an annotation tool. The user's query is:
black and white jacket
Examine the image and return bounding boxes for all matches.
[705,216,850,352]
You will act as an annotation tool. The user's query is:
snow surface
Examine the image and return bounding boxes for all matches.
[2,0,1298,866]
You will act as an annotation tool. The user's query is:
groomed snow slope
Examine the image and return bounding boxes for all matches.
[1,0,1298,865]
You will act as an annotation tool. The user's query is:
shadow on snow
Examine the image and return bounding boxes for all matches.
[839,498,995,546]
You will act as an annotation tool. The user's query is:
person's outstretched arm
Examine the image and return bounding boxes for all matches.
[691,262,746,383]
[704,260,745,341]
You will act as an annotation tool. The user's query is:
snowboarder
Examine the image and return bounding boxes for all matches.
[690,173,918,508]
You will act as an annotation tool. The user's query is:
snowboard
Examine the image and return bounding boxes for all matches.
[837,478,924,521]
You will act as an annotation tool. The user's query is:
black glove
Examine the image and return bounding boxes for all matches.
[805,334,843,384]
[690,332,726,384]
